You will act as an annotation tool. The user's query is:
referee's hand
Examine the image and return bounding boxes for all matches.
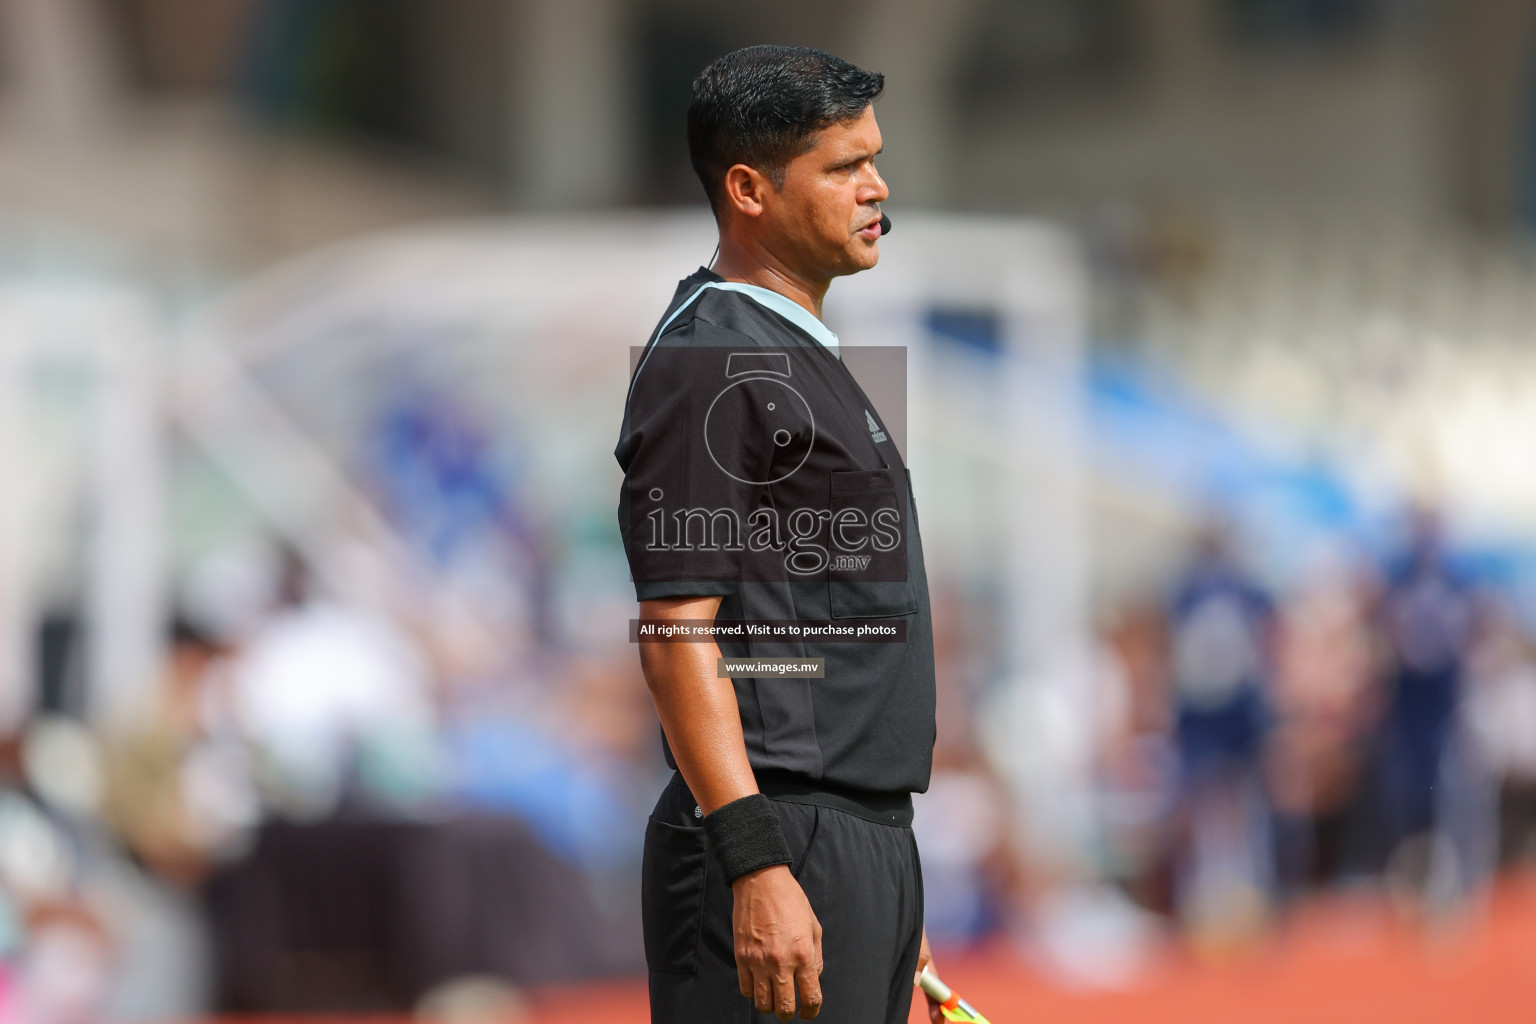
[914,928,943,1024]
[732,864,824,1020]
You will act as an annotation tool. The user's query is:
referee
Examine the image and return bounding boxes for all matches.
[616,47,942,1024]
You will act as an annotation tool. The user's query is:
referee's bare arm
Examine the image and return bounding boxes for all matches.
[639,595,824,1022]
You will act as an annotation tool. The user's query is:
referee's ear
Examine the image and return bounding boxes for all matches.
[722,163,772,221]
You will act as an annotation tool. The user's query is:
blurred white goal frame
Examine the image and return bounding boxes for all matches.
[0,285,164,731]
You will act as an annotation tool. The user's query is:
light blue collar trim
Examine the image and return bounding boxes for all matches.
[627,277,840,405]
[707,281,840,357]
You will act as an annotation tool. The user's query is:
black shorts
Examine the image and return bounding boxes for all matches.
[643,773,924,1024]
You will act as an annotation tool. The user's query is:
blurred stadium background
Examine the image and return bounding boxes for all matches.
[1,1,1535,1021]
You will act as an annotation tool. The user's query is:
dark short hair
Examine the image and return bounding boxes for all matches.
[687,45,884,218]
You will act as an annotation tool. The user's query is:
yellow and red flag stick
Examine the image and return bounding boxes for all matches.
[917,965,992,1023]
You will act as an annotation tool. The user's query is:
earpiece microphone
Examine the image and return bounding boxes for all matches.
[879,213,892,235]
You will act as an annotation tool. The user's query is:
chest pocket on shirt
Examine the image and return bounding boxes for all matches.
[827,469,918,619]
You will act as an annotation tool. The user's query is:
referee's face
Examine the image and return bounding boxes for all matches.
[770,105,888,279]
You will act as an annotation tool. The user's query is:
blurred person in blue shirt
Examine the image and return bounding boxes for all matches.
[1169,525,1276,786]
[1374,509,1477,855]
[1165,523,1278,944]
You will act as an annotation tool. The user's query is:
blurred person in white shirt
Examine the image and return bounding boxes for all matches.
[227,548,435,815]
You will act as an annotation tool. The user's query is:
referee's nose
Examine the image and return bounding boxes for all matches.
[864,164,890,206]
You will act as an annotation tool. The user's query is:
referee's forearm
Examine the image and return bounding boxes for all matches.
[638,597,759,815]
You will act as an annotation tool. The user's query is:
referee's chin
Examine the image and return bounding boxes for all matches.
[842,239,881,274]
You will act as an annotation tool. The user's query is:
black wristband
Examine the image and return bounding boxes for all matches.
[702,794,793,884]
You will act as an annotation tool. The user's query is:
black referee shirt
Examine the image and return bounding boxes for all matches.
[615,267,936,797]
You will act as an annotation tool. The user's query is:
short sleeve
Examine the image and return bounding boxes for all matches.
[616,319,783,601]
